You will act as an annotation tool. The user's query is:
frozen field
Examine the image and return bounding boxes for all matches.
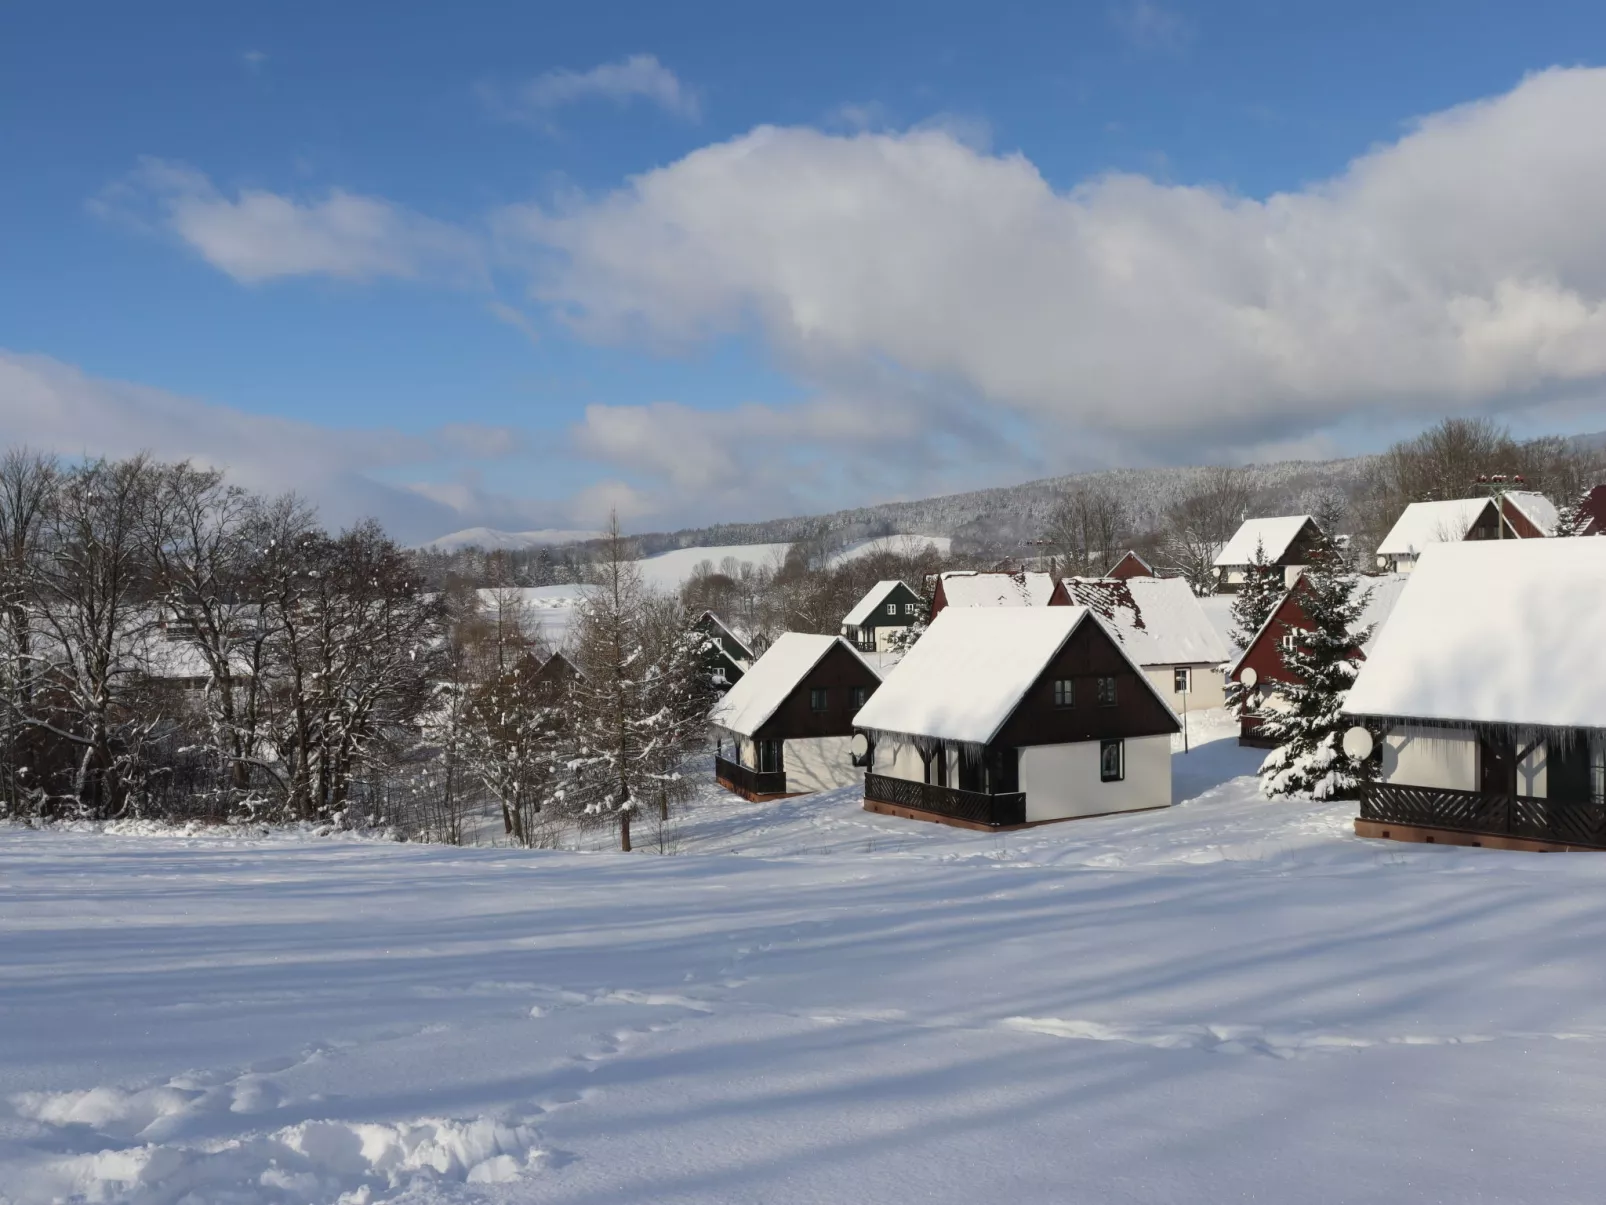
[5,723,1606,1203]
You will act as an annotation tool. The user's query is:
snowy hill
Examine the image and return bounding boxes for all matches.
[423,527,604,552]
[8,717,1606,1203]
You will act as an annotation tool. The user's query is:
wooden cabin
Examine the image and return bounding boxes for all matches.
[1212,515,1333,593]
[1374,492,1555,573]
[1105,550,1156,580]
[1062,576,1232,712]
[529,650,581,691]
[710,633,883,801]
[928,570,1071,619]
[1573,485,1606,536]
[840,580,925,653]
[693,610,753,689]
[1227,573,1409,746]
[853,608,1180,829]
[1343,539,1606,850]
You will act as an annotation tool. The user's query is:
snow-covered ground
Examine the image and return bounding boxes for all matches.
[6,715,1606,1203]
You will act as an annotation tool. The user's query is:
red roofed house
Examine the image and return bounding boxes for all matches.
[928,571,1072,620]
[1105,551,1156,580]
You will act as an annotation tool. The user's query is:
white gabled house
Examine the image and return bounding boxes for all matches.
[710,633,883,801]
[1374,492,1556,573]
[1343,539,1606,850]
[840,580,925,653]
[853,608,1180,829]
[1062,576,1233,711]
[1212,515,1332,592]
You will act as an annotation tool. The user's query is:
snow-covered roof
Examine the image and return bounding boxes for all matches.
[1214,516,1314,568]
[1227,572,1410,678]
[1375,498,1492,557]
[1344,540,1606,730]
[842,580,914,628]
[1505,490,1559,536]
[935,571,1059,608]
[853,607,1170,745]
[709,633,878,737]
[1061,577,1230,667]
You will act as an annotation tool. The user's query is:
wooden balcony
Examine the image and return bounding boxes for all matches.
[864,771,1026,829]
[714,754,787,801]
[1359,782,1606,850]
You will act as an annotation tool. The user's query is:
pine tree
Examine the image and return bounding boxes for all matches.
[1224,540,1280,720]
[1553,486,1598,537]
[1257,553,1373,801]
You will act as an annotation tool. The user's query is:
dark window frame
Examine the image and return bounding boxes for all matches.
[809,687,829,713]
[1052,678,1074,708]
[1097,676,1118,707]
[1099,738,1124,782]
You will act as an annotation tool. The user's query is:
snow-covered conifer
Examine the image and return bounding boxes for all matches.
[1257,552,1373,801]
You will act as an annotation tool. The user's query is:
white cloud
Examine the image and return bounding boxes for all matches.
[503,67,1606,474]
[487,54,700,125]
[95,159,482,285]
[0,351,553,544]
[1110,1,1193,52]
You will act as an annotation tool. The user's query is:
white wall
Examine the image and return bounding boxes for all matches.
[876,738,926,783]
[1519,743,1548,798]
[715,728,752,768]
[1017,734,1171,822]
[1144,664,1225,713]
[874,624,913,653]
[1381,725,1477,791]
[784,736,861,793]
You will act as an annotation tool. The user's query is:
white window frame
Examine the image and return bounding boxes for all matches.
[1174,667,1191,694]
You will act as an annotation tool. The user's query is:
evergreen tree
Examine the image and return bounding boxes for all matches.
[1224,540,1281,720]
[1258,553,1373,801]
[1553,486,1598,537]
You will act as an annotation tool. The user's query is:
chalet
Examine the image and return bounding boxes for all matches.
[529,650,581,691]
[928,570,1071,619]
[1212,515,1332,593]
[1062,576,1232,712]
[853,608,1180,829]
[1227,573,1409,746]
[1105,550,1156,580]
[1374,492,1556,573]
[1343,539,1606,851]
[710,633,882,801]
[840,580,925,653]
[693,610,753,689]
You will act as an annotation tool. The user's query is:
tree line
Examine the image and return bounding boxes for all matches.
[0,452,710,850]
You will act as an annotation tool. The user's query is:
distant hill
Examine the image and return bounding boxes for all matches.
[422,527,604,553]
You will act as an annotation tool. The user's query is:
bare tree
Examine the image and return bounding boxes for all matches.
[1043,485,1130,577]
[1161,467,1252,593]
[0,449,58,814]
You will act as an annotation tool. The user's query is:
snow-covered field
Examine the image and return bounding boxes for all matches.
[633,534,950,593]
[5,718,1606,1203]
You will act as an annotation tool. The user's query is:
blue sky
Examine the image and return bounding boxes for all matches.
[3,2,1606,542]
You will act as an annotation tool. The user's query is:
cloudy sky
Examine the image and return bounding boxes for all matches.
[4,1,1606,542]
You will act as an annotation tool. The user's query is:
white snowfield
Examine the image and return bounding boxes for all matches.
[7,719,1606,1203]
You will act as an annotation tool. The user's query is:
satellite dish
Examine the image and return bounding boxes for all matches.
[1342,726,1374,761]
[850,733,871,758]
[1239,667,1258,689]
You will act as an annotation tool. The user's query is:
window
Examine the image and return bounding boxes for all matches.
[1174,667,1191,695]
[810,688,829,712]
[1097,677,1117,707]
[1100,738,1124,782]
[851,686,869,710]
[904,602,916,615]
[1052,678,1074,708]
[712,667,728,686]
[886,603,897,615]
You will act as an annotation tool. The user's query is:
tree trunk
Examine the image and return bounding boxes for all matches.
[619,809,631,853]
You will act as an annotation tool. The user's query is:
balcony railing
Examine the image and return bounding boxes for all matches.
[714,753,787,799]
[865,772,1026,828]
[1361,782,1606,849]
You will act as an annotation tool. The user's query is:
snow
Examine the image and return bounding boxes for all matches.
[934,570,1058,608]
[1371,493,1555,557]
[841,580,912,628]
[13,715,1606,1203]
[1345,538,1606,729]
[1196,593,1239,652]
[475,585,592,650]
[1506,489,1560,535]
[708,633,875,737]
[1213,515,1312,567]
[633,535,950,593]
[854,606,1168,744]
[1063,576,1230,667]
[422,528,604,552]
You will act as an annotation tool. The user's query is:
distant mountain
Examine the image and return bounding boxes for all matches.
[421,527,604,553]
